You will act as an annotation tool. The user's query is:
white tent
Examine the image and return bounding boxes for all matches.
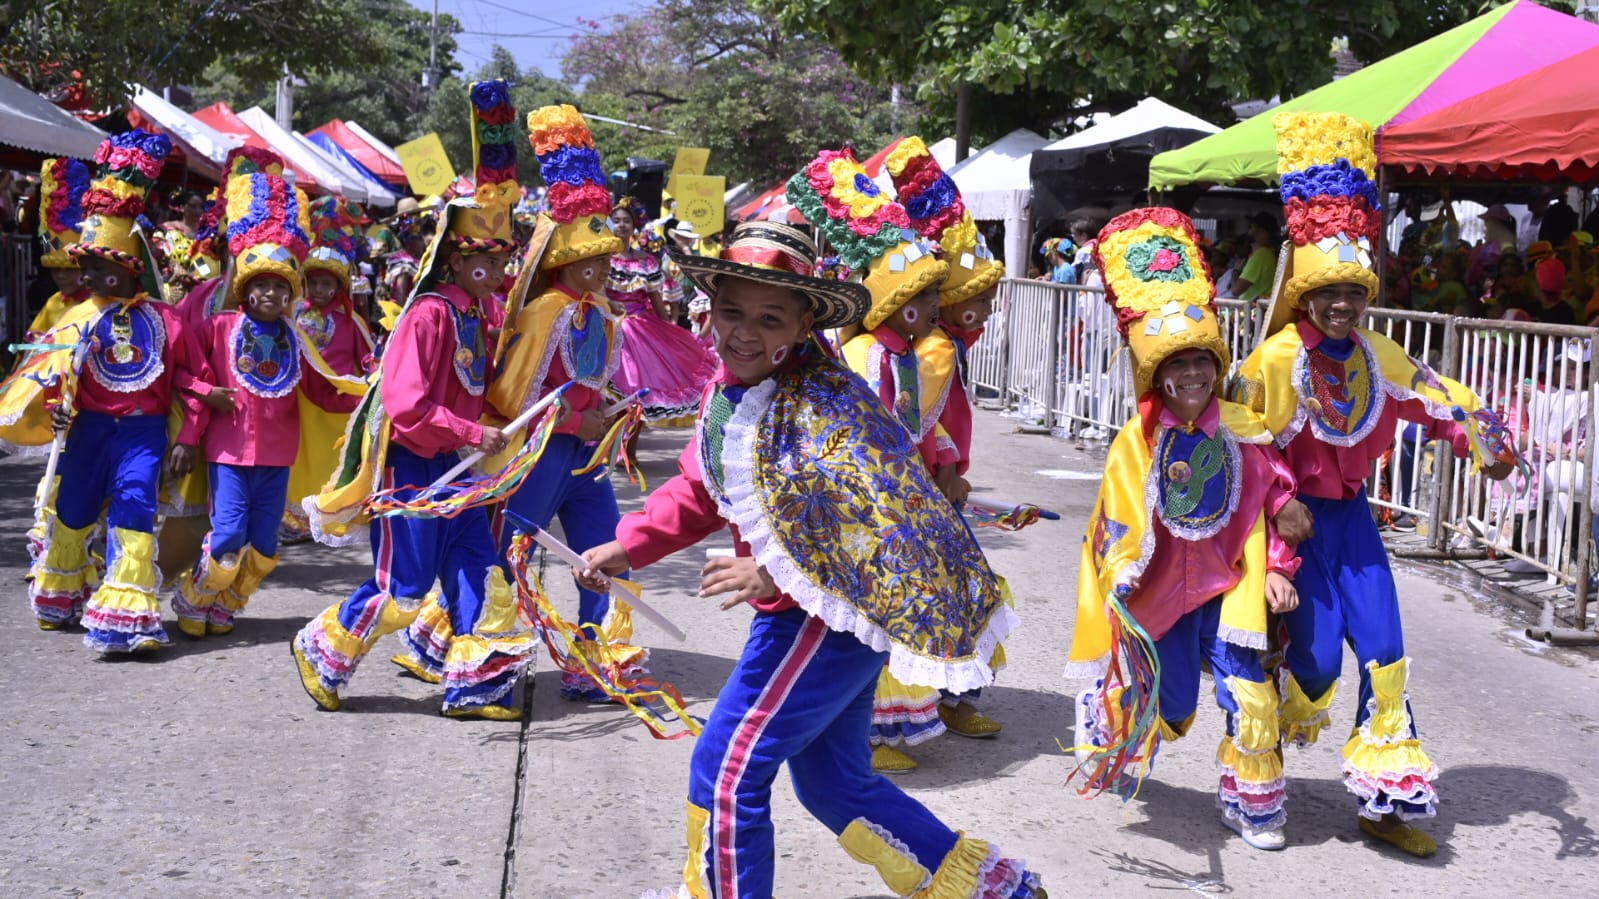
[1035,98,1219,156]
[237,106,366,202]
[293,130,397,208]
[130,85,239,180]
[0,74,106,160]
[947,128,1049,276]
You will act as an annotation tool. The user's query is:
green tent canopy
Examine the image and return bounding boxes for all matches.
[1148,2,1599,189]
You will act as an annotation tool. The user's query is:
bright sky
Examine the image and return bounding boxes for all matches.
[406,0,636,79]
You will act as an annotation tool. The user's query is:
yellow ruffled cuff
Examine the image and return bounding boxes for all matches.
[105,528,157,592]
[1279,670,1336,746]
[1362,657,1414,742]
[228,548,278,602]
[443,631,533,668]
[1216,734,1284,787]
[840,818,932,896]
[1228,677,1280,752]
[876,666,943,707]
[33,520,97,591]
[1342,732,1435,781]
[914,832,989,899]
[682,800,712,899]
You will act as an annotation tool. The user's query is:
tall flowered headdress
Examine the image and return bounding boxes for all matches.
[787,147,947,330]
[38,157,90,269]
[884,136,1003,306]
[1093,207,1228,399]
[67,129,171,275]
[225,170,311,297]
[409,80,523,299]
[304,194,359,292]
[527,103,622,270]
[1262,111,1381,338]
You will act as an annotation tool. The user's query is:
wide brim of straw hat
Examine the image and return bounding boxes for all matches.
[671,249,869,331]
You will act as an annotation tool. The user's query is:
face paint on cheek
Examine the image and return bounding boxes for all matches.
[961,310,977,325]
[770,344,789,366]
[581,267,595,282]
[470,267,487,283]
[902,306,919,324]
[105,275,119,288]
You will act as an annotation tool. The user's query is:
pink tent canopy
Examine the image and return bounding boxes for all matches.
[192,101,322,194]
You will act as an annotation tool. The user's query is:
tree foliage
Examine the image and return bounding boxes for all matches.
[191,0,463,151]
[560,0,913,187]
[757,0,1581,138]
[0,0,391,108]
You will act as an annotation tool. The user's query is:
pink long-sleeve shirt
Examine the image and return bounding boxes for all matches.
[1128,399,1300,641]
[1285,320,1471,500]
[937,322,984,475]
[382,284,488,458]
[191,310,361,467]
[294,301,372,377]
[74,294,210,446]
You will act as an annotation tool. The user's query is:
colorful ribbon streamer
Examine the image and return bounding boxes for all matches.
[366,406,561,519]
[967,501,1055,531]
[505,532,701,740]
[1064,584,1164,801]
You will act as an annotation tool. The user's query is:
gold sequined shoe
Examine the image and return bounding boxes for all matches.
[443,703,522,722]
[938,702,1002,738]
[390,653,443,684]
[291,641,341,711]
[176,617,208,638]
[871,744,918,774]
[37,618,63,631]
[1359,816,1437,858]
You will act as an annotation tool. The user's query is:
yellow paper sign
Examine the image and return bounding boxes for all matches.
[676,174,725,238]
[395,132,456,198]
[667,147,710,198]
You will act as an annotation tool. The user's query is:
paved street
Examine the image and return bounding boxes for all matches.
[3,409,1598,898]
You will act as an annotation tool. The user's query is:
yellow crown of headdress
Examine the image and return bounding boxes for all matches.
[528,104,622,269]
[67,130,171,274]
[884,136,1003,306]
[787,147,948,330]
[1094,207,1228,398]
[225,171,311,297]
[1264,111,1381,336]
[38,157,91,269]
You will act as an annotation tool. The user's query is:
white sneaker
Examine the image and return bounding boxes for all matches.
[1223,813,1287,851]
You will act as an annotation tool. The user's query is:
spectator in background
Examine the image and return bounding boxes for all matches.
[1232,212,1279,302]
[1414,251,1468,314]
[1539,193,1580,248]
[1040,237,1077,284]
[1467,204,1520,296]
[1533,257,1577,325]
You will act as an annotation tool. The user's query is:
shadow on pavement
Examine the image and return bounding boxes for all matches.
[892,683,1075,788]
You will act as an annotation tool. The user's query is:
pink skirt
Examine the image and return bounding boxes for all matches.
[613,306,720,421]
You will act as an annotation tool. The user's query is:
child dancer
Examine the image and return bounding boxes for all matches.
[392,103,645,699]
[1066,207,1299,850]
[792,148,953,773]
[581,221,1044,899]
[293,81,530,720]
[1231,112,1514,857]
[19,156,93,564]
[280,196,378,543]
[26,130,211,650]
[173,171,364,637]
[887,135,1011,741]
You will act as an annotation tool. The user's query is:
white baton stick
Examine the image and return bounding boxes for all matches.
[427,382,572,489]
[530,525,687,642]
[601,387,649,417]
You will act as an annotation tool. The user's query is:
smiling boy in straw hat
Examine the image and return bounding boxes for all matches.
[580,217,1045,899]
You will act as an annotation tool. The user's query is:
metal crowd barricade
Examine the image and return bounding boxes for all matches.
[1,234,38,361]
[983,276,1598,631]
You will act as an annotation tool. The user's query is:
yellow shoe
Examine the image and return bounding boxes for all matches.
[291,642,341,711]
[938,702,1002,738]
[177,617,208,638]
[1359,816,1437,858]
[871,744,918,774]
[443,703,522,721]
[37,618,63,631]
[129,635,164,653]
[391,653,443,684]
[207,620,234,636]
